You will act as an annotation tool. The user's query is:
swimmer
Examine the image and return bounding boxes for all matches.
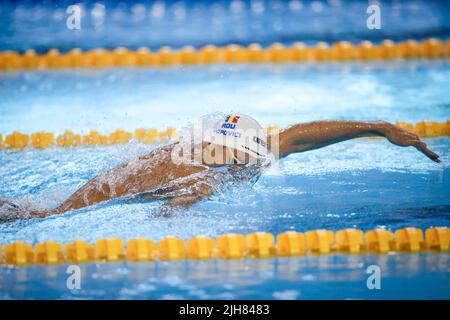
[0,114,440,222]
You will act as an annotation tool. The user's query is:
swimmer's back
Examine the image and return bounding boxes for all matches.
[50,143,207,214]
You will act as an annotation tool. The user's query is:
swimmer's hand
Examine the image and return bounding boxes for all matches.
[380,122,441,163]
[141,169,223,217]
[0,199,46,223]
[153,195,206,217]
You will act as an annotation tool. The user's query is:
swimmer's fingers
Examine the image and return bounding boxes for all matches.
[413,140,441,163]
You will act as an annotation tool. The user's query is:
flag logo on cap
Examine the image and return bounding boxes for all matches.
[225,115,240,124]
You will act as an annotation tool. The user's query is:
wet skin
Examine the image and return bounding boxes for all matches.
[18,120,442,219]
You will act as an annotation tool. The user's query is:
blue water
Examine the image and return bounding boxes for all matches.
[1,60,450,298]
[1,0,450,52]
[0,138,449,244]
[1,254,448,299]
[1,60,450,134]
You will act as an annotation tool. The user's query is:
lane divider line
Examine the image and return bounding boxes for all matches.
[1,38,449,71]
[1,120,449,150]
[1,227,448,266]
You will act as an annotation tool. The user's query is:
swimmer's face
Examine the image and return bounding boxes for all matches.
[201,142,255,166]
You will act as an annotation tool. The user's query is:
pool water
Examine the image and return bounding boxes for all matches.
[2,61,450,134]
[0,61,449,299]
[1,254,448,299]
[2,0,450,52]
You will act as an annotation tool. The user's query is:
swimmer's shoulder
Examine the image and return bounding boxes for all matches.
[138,142,179,161]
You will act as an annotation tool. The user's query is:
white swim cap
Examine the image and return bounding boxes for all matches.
[203,114,270,161]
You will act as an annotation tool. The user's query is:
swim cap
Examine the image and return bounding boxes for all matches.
[202,114,270,161]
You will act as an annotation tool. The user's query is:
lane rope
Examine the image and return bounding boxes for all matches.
[1,227,448,266]
[1,38,449,71]
[0,120,449,150]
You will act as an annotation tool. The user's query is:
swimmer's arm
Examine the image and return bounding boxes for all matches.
[143,169,225,216]
[153,183,215,217]
[274,120,440,162]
